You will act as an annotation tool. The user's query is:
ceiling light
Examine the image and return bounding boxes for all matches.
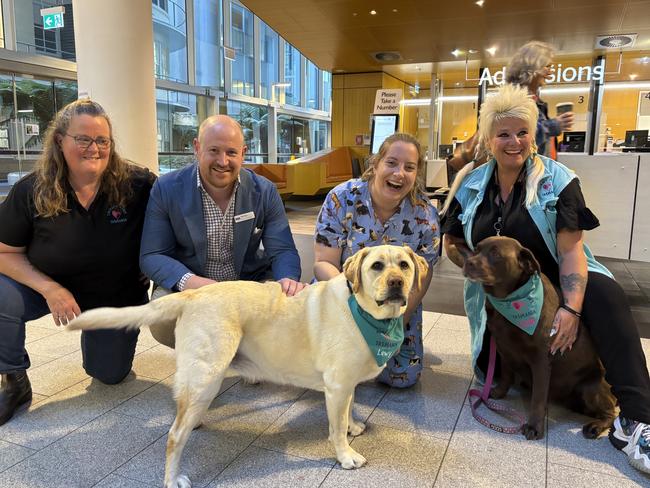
[475,0,485,6]
[468,49,478,54]
[370,10,377,15]
[272,82,291,88]
[486,46,497,56]
[352,12,357,16]
[629,73,638,80]
[451,49,462,57]
[401,99,431,106]
[642,57,650,64]
[392,9,398,13]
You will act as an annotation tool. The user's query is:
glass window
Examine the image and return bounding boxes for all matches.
[230,2,254,97]
[54,79,78,110]
[156,88,210,173]
[14,1,75,60]
[597,52,650,153]
[310,119,329,152]
[226,100,268,162]
[277,114,318,161]
[439,87,478,147]
[306,60,318,109]
[322,71,332,113]
[152,0,188,83]
[284,43,301,106]
[0,2,4,49]
[193,0,221,89]
[260,21,279,100]
[0,74,77,185]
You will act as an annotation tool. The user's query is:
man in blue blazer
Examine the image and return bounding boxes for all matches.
[140,115,304,346]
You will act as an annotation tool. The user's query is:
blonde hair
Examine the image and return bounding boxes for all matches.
[33,99,136,217]
[361,132,427,205]
[506,41,555,88]
[441,84,545,214]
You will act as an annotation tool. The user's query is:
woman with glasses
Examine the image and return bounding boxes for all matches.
[0,99,155,426]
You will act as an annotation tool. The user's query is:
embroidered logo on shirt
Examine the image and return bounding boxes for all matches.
[107,205,128,224]
[540,181,554,198]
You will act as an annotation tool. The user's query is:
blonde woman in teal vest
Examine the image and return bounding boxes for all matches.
[441,84,650,475]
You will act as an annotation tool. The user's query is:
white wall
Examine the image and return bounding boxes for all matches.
[560,153,639,260]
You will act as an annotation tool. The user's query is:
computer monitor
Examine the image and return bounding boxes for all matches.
[438,144,453,159]
[370,115,399,154]
[625,130,649,148]
[560,131,586,152]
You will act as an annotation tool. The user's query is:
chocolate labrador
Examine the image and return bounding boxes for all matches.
[457,236,616,440]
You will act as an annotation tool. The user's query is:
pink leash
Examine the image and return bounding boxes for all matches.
[468,336,527,434]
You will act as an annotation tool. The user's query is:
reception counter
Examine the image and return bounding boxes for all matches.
[559,153,649,262]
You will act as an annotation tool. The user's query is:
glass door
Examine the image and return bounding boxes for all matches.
[0,73,76,194]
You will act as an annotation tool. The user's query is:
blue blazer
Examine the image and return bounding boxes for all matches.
[140,164,301,290]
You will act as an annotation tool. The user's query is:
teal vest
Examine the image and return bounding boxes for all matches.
[454,155,613,379]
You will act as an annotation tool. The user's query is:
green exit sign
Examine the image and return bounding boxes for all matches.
[40,6,65,30]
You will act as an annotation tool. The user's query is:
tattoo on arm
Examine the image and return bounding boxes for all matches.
[560,273,587,293]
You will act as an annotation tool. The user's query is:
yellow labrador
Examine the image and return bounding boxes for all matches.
[68,245,428,488]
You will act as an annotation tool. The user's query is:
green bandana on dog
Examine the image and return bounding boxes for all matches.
[486,273,544,336]
[348,295,404,366]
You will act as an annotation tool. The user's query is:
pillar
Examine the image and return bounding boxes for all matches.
[72,0,158,172]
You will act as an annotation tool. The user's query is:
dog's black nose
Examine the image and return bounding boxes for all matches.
[388,277,403,288]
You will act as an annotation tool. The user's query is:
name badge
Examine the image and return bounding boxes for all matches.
[234,211,255,223]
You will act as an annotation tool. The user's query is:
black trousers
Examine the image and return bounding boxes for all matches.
[0,273,143,385]
[477,271,650,423]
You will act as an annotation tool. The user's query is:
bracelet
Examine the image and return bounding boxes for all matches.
[560,303,582,319]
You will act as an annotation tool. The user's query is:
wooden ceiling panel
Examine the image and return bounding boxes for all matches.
[241,0,650,73]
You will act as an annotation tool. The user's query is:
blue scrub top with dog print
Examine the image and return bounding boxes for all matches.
[315,178,440,265]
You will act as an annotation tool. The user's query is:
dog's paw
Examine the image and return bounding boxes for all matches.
[489,386,508,399]
[165,474,192,488]
[522,423,545,440]
[348,419,366,436]
[338,449,367,469]
[582,420,607,439]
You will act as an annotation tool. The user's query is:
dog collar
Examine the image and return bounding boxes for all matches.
[485,273,544,336]
[347,295,404,366]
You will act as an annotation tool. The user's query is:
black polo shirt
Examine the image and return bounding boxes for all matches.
[0,168,155,310]
[441,169,599,287]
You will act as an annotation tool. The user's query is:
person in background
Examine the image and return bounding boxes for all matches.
[0,99,155,425]
[447,40,574,173]
[314,133,440,388]
[506,40,574,158]
[140,115,306,349]
[442,84,650,475]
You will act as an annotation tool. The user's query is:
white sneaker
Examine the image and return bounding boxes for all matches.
[609,416,650,474]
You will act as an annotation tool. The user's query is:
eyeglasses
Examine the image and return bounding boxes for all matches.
[65,133,112,150]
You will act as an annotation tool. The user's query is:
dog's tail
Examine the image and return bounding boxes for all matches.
[67,292,186,332]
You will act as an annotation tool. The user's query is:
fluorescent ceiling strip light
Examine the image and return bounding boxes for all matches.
[401,99,431,106]
[401,82,650,107]
[603,82,650,90]
[540,86,589,95]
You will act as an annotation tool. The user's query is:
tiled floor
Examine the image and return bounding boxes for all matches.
[2,198,650,487]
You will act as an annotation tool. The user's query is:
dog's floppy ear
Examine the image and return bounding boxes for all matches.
[343,248,370,293]
[403,245,430,291]
[518,247,541,275]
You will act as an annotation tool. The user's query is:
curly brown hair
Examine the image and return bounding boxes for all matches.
[33,99,136,217]
[361,132,427,205]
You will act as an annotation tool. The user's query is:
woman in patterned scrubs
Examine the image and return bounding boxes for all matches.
[313,133,440,387]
